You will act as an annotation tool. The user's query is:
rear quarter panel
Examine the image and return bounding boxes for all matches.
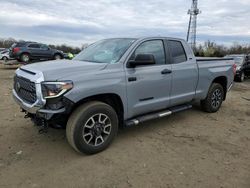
[195,59,234,100]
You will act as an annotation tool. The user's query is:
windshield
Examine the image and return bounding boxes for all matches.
[73,38,135,64]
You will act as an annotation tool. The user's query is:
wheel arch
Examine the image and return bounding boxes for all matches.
[70,93,125,126]
[2,56,8,60]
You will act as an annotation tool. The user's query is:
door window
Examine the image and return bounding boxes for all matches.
[40,44,49,50]
[168,40,187,64]
[28,44,40,48]
[131,40,166,65]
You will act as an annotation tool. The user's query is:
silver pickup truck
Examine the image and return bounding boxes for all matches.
[12,37,235,154]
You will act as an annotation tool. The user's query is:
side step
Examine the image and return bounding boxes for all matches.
[125,104,192,127]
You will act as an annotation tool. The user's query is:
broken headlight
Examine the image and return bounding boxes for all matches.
[41,81,73,99]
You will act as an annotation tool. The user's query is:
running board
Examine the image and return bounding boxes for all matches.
[125,104,192,127]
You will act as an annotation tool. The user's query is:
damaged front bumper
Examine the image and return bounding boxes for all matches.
[12,68,73,121]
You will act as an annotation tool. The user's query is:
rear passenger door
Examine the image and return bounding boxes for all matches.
[27,43,41,58]
[40,44,53,59]
[167,40,198,106]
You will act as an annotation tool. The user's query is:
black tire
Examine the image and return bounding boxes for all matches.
[54,54,62,60]
[201,83,224,113]
[20,53,30,63]
[66,101,118,154]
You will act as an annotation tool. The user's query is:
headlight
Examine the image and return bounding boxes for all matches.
[41,81,73,99]
[236,66,241,71]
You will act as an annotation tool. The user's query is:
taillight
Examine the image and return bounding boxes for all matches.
[13,47,20,53]
[233,64,237,76]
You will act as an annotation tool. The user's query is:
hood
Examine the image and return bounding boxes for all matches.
[22,60,108,80]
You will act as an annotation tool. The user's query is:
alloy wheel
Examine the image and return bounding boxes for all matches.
[22,54,29,62]
[241,72,245,82]
[55,55,61,60]
[82,113,112,146]
[211,89,222,109]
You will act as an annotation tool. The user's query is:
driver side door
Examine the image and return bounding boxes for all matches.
[125,39,172,118]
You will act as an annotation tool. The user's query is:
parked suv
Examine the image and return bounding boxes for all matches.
[10,42,64,63]
[0,49,11,61]
[225,54,250,82]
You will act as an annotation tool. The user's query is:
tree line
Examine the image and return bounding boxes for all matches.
[0,38,88,54]
[195,41,250,57]
[1,37,249,57]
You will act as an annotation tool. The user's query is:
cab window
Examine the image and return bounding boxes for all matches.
[131,40,166,65]
[168,40,187,64]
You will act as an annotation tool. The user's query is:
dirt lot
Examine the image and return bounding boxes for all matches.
[0,62,249,188]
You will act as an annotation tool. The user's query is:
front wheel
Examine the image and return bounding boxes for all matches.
[201,83,224,113]
[66,101,118,154]
[54,54,62,60]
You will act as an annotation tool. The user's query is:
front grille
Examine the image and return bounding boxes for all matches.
[14,75,37,104]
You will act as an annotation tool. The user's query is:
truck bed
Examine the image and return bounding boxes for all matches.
[196,57,234,61]
[195,57,235,100]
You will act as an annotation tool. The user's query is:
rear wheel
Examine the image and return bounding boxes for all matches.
[66,101,118,154]
[20,53,30,63]
[201,83,224,113]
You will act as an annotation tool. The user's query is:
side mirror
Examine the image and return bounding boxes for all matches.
[129,54,155,67]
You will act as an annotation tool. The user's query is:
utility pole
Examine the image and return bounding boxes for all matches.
[187,0,201,50]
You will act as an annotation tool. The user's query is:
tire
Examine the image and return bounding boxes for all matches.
[20,53,30,63]
[239,72,245,82]
[54,54,62,60]
[201,83,224,113]
[66,101,118,154]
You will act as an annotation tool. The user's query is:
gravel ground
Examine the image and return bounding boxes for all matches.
[0,62,249,188]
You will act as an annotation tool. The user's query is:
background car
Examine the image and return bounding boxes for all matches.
[0,48,7,52]
[9,42,64,63]
[0,49,13,61]
[224,54,250,82]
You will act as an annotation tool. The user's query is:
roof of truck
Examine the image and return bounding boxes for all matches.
[106,37,185,41]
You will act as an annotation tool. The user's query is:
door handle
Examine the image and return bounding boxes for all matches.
[161,69,172,74]
[128,77,137,82]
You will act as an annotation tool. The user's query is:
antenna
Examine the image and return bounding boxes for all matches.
[187,0,201,50]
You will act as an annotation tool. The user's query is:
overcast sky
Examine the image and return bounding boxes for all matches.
[0,0,250,47]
